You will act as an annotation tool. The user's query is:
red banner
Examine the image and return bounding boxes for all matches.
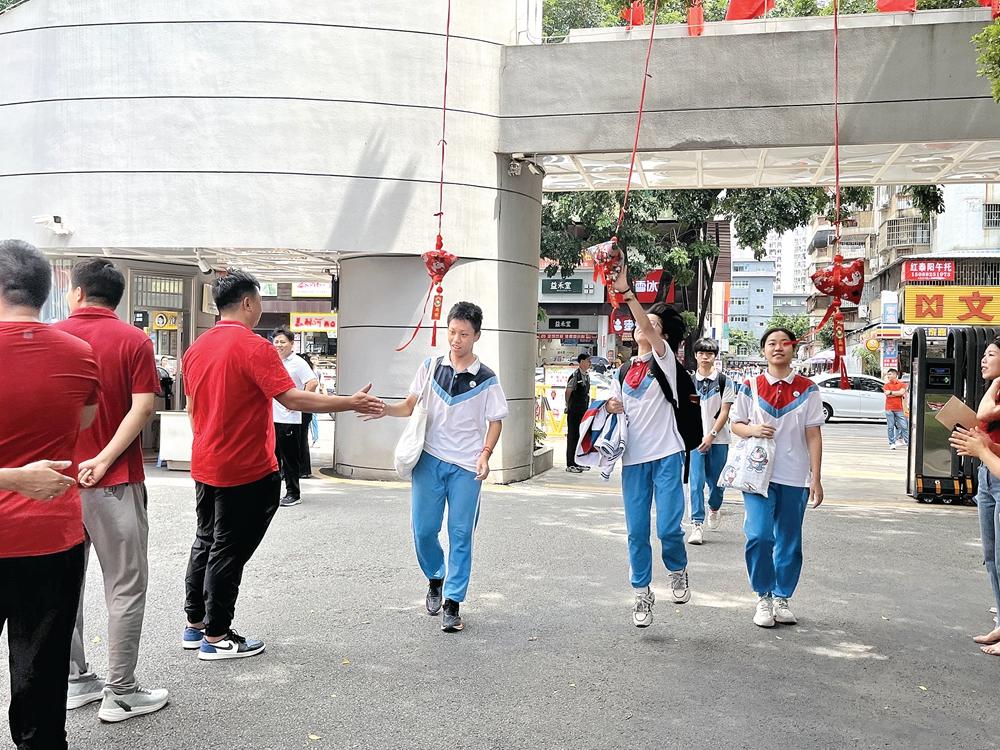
[876,0,915,10]
[904,260,954,282]
[609,308,636,336]
[688,1,705,36]
[725,0,774,20]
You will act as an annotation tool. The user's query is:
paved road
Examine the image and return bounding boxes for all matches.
[3,422,997,749]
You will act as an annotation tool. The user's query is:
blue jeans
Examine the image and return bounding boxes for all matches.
[621,452,687,588]
[886,410,908,445]
[410,452,482,603]
[309,413,319,443]
[689,443,729,524]
[743,483,809,598]
[976,465,1000,620]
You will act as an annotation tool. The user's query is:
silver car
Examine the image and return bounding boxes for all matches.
[811,374,888,423]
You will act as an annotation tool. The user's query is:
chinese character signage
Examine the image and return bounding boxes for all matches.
[609,308,636,335]
[548,318,580,330]
[151,311,178,331]
[291,281,332,298]
[542,278,584,295]
[289,312,338,334]
[903,260,955,282]
[904,286,1000,325]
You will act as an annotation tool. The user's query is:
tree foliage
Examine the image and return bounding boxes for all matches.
[903,185,946,221]
[974,21,1000,104]
[728,329,759,356]
[765,313,811,342]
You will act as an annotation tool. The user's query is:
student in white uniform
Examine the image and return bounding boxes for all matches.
[730,327,825,628]
[687,337,737,545]
[606,273,692,628]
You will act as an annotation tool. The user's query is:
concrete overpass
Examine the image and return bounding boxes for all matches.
[0,1,997,481]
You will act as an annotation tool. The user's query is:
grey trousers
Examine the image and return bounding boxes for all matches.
[69,482,149,693]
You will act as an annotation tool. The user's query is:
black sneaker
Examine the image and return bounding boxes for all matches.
[426,579,443,616]
[566,466,583,474]
[279,496,301,507]
[441,599,463,633]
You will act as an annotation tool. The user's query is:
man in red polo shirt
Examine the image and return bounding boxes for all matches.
[0,239,99,750]
[53,258,168,723]
[182,270,385,660]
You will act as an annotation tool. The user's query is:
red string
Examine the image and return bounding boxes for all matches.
[615,0,661,234]
[435,0,452,237]
[832,0,841,248]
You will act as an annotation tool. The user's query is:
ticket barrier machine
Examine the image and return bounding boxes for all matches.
[908,326,1000,504]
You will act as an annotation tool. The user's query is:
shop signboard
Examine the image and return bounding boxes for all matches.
[542,278,583,295]
[290,312,338,334]
[903,260,954,282]
[548,317,580,330]
[259,282,279,297]
[904,286,1000,325]
[291,281,333,298]
[609,308,635,335]
[202,284,218,315]
[151,311,178,331]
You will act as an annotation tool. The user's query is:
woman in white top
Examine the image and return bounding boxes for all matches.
[606,271,691,629]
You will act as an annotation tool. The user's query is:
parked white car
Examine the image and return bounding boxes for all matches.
[811,374,887,422]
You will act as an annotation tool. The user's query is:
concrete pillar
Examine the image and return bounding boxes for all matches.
[335,160,542,484]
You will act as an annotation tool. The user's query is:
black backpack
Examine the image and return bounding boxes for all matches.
[618,353,703,454]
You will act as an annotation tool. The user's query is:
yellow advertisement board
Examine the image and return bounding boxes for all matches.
[289,312,337,334]
[904,286,1000,326]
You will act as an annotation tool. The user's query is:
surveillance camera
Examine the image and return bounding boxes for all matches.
[33,215,73,236]
[508,159,523,177]
[526,161,545,177]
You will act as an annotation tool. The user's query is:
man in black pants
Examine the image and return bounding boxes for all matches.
[0,239,99,749]
[564,353,592,473]
[181,271,384,661]
[270,327,317,507]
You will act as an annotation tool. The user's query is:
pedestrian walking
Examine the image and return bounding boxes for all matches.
[269,328,318,508]
[565,353,592,473]
[730,327,825,628]
[368,302,507,633]
[297,353,318,475]
[606,270,696,629]
[0,239,99,750]
[687,337,736,545]
[949,336,1000,655]
[181,271,383,661]
[53,258,169,722]
[883,369,908,449]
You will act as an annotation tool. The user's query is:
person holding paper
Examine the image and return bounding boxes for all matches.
[949,337,1000,656]
[883,369,909,450]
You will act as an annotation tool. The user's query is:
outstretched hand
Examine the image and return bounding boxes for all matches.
[14,460,75,500]
[349,383,386,416]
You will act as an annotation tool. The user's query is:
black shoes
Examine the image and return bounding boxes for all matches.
[426,579,443,616]
[279,495,301,507]
[441,599,463,633]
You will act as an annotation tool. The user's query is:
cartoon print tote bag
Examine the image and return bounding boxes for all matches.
[717,375,775,496]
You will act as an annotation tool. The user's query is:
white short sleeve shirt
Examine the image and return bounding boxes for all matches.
[612,346,685,467]
[408,356,508,473]
[730,371,825,488]
[694,371,738,445]
[272,354,316,424]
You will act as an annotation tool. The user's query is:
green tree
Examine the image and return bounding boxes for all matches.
[0,0,21,10]
[765,313,811,341]
[816,322,835,350]
[974,20,1000,104]
[728,328,758,356]
[902,185,946,221]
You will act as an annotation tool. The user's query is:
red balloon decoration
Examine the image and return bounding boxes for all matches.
[810,257,864,306]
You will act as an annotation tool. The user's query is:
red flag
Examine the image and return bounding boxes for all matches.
[725,0,773,20]
[982,0,1000,20]
[688,1,705,36]
[621,0,645,29]
[876,0,915,11]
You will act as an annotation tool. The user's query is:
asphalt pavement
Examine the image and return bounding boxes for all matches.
[2,421,997,749]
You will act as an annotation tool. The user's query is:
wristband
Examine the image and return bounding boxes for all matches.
[481,446,494,456]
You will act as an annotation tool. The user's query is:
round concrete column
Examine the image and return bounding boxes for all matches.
[335,161,542,484]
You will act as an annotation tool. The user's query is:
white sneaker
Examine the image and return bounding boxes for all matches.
[669,569,691,604]
[706,509,722,530]
[97,685,170,723]
[889,444,896,451]
[687,524,704,545]
[773,597,797,624]
[632,587,655,628]
[67,673,105,710]
[754,595,776,627]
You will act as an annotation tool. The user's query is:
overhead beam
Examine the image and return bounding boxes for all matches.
[753,149,768,187]
[569,155,596,190]
[812,147,836,185]
[934,141,982,182]
[871,144,908,182]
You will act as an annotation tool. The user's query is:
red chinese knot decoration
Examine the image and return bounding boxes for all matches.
[588,239,626,310]
[396,235,457,351]
[810,252,861,388]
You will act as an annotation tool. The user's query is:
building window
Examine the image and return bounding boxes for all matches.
[755,305,766,311]
[985,204,1000,229]
[755,288,765,293]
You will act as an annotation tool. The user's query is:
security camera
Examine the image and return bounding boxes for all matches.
[526,161,546,177]
[33,215,73,236]
[508,159,523,177]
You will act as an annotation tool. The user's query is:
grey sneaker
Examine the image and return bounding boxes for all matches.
[773,597,798,625]
[97,686,169,723]
[669,569,691,604]
[441,599,464,633]
[632,587,655,628]
[67,673,105,710]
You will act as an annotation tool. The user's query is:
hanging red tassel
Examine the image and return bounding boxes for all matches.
[688,0,705,36]
[396,236,457,352]
[621,0,645,29]
[588,239,625,310]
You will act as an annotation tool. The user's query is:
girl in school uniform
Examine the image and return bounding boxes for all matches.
[730,327,825,627]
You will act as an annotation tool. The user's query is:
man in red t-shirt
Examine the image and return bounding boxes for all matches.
[883,368,909,450]
[53,258,168,722]
[0,240,99,750]
[182,271,384,660]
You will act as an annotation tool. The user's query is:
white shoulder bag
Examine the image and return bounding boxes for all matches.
[394,357,442,479]
[717,375,775,496]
